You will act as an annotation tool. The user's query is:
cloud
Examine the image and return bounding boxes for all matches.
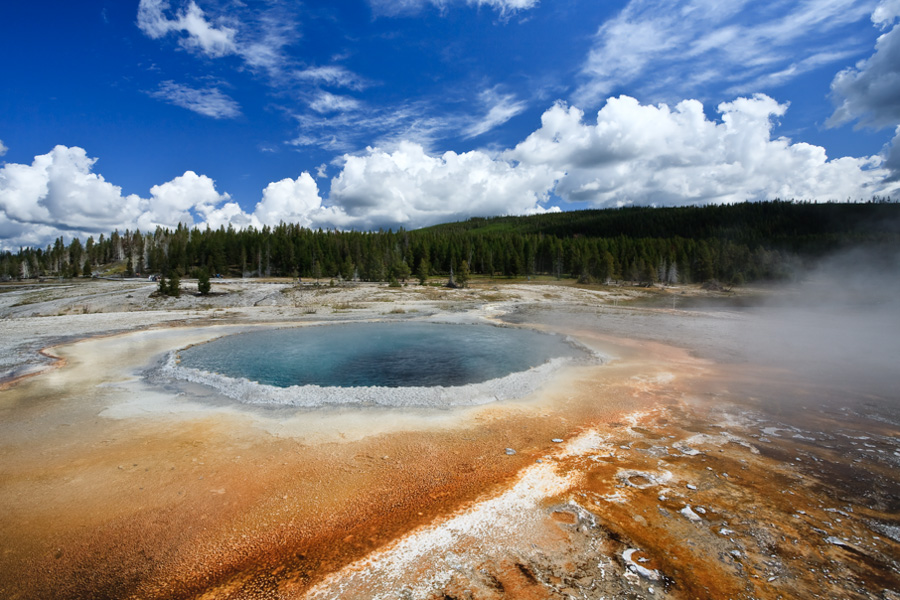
[137,1,298,80]
[828,1,900,129]
[507,95,898,206]
[873,0,900,25]
[463,88,528,138]
[150,81,241,119]
[141,170,231,229]
[0,145,233,249]
[575,0,873,106]
[884,126,900,181]
[137,0,237,58]
[291,88,525,156]
[5,92,898,251]
[294,66,368,91]
[237,9,297,77]
[309,92,362,114]
[289,99,456,153]
[368,0,538,17]
[327,141,559,230]
[0,139,7,157]
[254,174,338,228]
[0,146,143,235]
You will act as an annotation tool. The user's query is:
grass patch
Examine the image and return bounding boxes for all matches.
[331,302,363,311]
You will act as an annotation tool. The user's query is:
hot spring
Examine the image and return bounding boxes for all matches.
[162,322,597,408]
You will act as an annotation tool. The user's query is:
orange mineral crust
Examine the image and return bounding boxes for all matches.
[1,317,898,600]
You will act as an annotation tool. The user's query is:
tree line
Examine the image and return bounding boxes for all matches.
[2,200,897,285]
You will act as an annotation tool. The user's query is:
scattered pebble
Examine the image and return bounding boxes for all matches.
[551,438,564,443]
[505,448,516,455]
[686,483,697,490]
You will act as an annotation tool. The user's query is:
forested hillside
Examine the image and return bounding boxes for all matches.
[2,200,898,285]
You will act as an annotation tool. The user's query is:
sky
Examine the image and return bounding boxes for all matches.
[1,0,900,250]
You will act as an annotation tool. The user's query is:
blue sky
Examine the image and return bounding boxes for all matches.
[1,0,899,249]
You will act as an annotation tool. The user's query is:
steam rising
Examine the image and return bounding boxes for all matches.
[741,247,900,397]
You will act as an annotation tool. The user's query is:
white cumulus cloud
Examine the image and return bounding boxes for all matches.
[884,126,900,181]
[873,0,900,25]
[4,91,898,251]
[0,146,235,249]
[828,0,900,130]
[507,95,896,206]
[328,141,559,230]
[141,170,231,230]
[0,145,143,233]
[254,174,332,227]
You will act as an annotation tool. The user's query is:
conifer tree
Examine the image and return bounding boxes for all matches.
[197,268,211,295]
[416,257,429,285]
[167,273,181,297]
[457,260,470,288]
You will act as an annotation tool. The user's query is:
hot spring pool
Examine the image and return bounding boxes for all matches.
[162,322,597,408]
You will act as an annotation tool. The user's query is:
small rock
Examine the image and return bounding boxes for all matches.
[535,459,543,463]
[505,448,517,455]
[680,506,702,522]
[686,483,697,490]
[551,438,564,443]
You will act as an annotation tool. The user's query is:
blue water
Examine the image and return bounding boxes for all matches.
[178,322,583,388]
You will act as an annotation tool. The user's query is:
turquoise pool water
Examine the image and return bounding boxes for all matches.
[177,322,584,388]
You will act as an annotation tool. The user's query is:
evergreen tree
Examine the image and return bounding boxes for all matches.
[167,273,181,297]
[393,258,411,282]
[456,260,470,288]
[340,255,354,281]
[416,257,429,285]
[82,259,92,278]
[599,250,615,283]
[197,268,211,295]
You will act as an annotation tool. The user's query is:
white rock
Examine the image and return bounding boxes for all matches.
[680,506,702,522]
